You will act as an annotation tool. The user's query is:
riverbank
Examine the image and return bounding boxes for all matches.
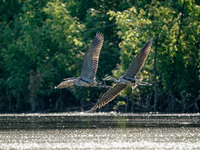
[0,112,199,129]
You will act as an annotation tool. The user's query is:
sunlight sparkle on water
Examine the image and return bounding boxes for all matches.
[0,128,200,149]
[0,113,200,149]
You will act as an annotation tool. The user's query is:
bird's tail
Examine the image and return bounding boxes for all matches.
[63,77,76,81]
[54,80,74,89]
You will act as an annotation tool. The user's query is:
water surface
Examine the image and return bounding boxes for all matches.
[0,112,199,149]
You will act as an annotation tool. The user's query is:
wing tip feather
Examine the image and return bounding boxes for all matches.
[96,32,104,40]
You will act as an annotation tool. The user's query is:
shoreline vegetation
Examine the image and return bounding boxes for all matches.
[0,0,199,113]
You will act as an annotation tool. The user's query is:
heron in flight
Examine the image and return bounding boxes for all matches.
[55,32,110,89]
[88,39,152,112]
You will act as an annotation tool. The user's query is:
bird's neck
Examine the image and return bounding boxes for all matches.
[108,76,118,83]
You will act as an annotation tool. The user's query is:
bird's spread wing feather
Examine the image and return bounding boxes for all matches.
[124,40,152,78]
[80,32,104,81]
[89,84,128,111]
[55,80,74,89]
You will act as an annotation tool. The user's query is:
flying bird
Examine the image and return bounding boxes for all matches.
[55,32,109,89]
[88,39,152,112]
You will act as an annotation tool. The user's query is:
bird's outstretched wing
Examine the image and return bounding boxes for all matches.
[124,40,152,78]
[55,80,74,89]
[80,32,104,81]
[88,84,128,111]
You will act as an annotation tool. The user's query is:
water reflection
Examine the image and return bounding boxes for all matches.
[0,113,200,149]
[0,128,200,149]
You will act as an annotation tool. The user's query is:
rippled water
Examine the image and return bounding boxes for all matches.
[0,113,200,149]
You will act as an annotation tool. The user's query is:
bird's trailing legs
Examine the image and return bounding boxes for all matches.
[139,81,152,86]
[130,77,151,90]
[133,77,152,86]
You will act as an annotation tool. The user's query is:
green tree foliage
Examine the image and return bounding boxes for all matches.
[108,0,200,112]
[0,0,199,113]
[0,0,84,112]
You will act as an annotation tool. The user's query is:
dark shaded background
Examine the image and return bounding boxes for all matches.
[0,0,199,113]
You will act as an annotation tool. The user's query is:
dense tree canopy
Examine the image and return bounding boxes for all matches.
[0,0,199,113]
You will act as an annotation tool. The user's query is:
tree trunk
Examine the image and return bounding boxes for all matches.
[168,0,185,113]
[154,34,158,111]
[169,83,176,112]
[131,100,135,113]
[194,96,200,112]
[145,94,150,112]
[7,93,12,111]
[16,94,22,111]
[125,96,129,113]
[29,94,37,112]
